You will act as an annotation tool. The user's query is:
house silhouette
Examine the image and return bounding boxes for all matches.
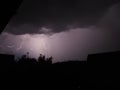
[0,54,15,72]
[87,51,120,89]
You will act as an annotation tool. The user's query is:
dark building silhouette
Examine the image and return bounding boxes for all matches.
[0,54,15,72]
[87,51,120,64]
[0,53,15,63]
[0,0,23,34]
[87,51,120,89]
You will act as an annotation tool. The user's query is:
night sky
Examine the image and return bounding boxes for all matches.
[0,0,120,62]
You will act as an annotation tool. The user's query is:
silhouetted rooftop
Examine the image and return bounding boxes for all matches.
[0,0,23,34]
[87,50,120,63]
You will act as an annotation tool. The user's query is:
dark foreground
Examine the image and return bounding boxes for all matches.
[0,51,120,90]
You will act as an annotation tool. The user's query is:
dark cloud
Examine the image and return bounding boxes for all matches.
[1,0,120,62]
[4,0,120,34]
[97,2,120,38]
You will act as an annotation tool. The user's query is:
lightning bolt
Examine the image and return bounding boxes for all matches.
[16,35,28,51]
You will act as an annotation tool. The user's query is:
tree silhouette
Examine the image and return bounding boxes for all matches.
[46,56,53,64]
[38,54,53,64]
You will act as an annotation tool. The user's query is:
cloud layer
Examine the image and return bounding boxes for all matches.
[1,0,120,62]
[4,0,120,35]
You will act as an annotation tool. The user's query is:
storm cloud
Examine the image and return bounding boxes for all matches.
[1,0,120,62]
[4,0,120,35]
